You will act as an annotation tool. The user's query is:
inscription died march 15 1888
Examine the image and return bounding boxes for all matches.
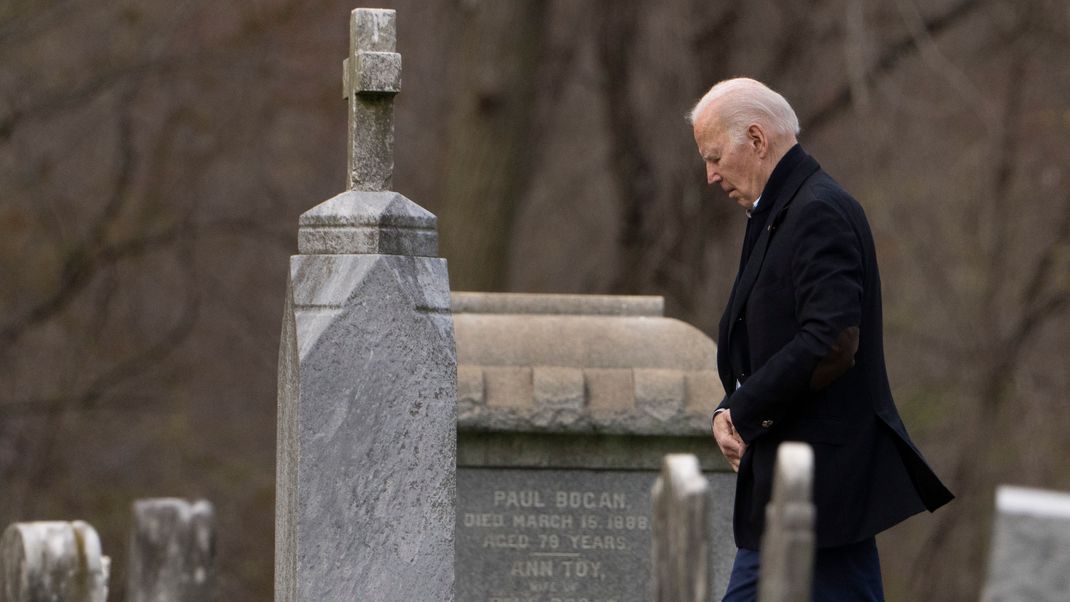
[458,469,680,602]
[452,291,735,600]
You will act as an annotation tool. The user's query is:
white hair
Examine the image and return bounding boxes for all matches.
[687,78,800,142]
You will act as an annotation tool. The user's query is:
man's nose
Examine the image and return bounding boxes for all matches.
[707,166,720,185]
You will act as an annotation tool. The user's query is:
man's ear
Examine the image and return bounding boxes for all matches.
[747,124,767,157]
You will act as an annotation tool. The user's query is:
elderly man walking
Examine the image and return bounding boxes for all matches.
[691,78,953,601]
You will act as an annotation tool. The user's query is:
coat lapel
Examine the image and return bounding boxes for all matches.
[725,151,820,348]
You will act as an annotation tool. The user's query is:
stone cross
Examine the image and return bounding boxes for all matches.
[981,485,1070,601]
[343,8,401,192]
[276,8,456,602]
[651,454,711,602]
[0,521,110,602]
[758,443,815,602]
[126,498,216,602]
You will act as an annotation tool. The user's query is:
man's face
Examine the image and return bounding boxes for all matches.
[693,110,765,209]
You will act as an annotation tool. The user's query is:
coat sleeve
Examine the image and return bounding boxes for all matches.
[724,199,864,444]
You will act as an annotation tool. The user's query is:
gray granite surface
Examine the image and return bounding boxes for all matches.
[277,252,456,602]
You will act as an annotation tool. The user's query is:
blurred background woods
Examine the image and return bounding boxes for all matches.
[1,0,1067,599]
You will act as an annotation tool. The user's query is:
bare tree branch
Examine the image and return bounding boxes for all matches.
[0,0,322,141]
[688,1,741,94]
[894,0,993,124]
[1018,196,1070,310]
[977,47,1025,340]
[0,232,200,417]
[0,395,181,417]
[802,0,987,132]
[0,216,290,349]
[1,58,168,141]
[0,91,139,347]
[993,197,1070,386]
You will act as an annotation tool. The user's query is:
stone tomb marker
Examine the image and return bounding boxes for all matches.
[276,8,456,602]
[651,454,711,602]
[0,521,109,602]
[758,442,815,602]
[453,292,735,600]
[127,498,215,602]
[982,485,1070,601]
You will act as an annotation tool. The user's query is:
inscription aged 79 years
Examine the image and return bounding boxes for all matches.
[457,468,686,602]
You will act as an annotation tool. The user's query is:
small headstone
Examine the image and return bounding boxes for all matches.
[651,454,711,602]
[0,521,109,602]
[981,485,1070,601]
[758,442,815,602]
[276,7,456,602]
[127,498,215,602]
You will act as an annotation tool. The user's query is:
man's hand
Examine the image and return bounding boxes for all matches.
[712,410,747,472]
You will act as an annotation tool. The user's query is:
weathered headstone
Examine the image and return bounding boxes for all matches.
[981,485,1070,601]
[453,292,734,600]
[276,8,455,602]
[758,442,815,602]
[127,498,215,602]
[651,454,710,602]
[0,521,109,602]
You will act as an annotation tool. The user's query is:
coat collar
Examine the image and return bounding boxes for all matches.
[725,144,820,342]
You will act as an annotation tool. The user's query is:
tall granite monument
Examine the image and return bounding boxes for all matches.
[275,8,456,601]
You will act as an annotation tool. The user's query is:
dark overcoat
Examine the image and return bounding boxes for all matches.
[716,144,953,551]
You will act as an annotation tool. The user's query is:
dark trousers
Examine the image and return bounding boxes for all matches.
[722,537,884,601]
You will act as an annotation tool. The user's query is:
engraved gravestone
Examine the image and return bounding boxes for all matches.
[453,292,734,601]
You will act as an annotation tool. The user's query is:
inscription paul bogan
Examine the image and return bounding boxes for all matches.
[458,484,651,602]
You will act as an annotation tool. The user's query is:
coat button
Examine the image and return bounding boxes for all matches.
[761,419,773,428]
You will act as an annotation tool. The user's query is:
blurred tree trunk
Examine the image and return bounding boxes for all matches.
[438,0,547,291]
[597,3,654,296]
